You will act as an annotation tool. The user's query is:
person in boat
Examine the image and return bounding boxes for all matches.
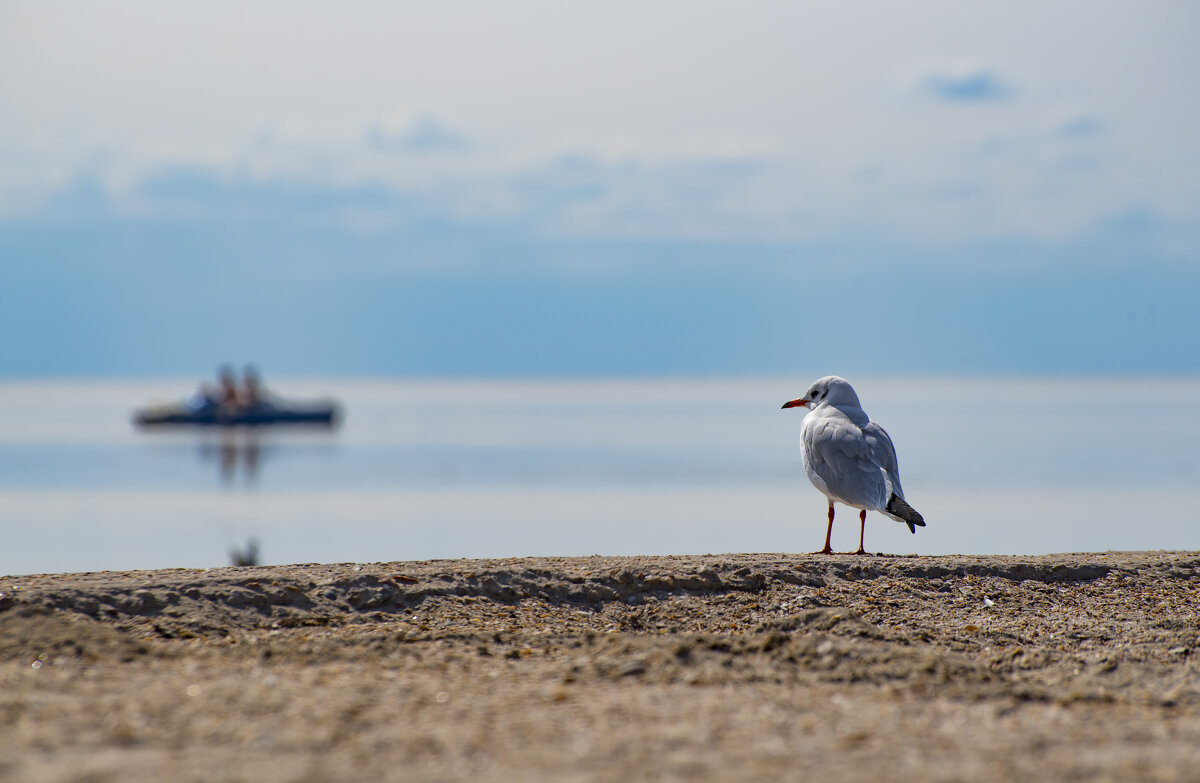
[185,365,235,414]
[217,365,240,406]
[240,365,272,411]
[213,364,251,419]
[185,383,221,413]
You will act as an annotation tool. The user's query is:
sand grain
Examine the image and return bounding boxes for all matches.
[2,551,1198,782]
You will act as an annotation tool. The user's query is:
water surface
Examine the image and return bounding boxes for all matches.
[1,377,1196,575]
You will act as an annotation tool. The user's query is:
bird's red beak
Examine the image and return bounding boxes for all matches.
[781,398,809,409]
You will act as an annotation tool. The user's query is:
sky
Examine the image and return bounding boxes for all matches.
[1,1,1198,378]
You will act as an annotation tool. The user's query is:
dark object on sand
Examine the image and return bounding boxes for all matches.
[229,539,261,567]
[134,397,341,428]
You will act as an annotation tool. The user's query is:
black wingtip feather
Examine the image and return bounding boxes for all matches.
[886,494,925,534]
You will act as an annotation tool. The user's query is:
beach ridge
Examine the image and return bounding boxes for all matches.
[3,551,1198,782]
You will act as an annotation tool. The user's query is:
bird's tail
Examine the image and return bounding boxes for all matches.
[886,494,925,534]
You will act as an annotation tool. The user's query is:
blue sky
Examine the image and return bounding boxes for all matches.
[1,2,1197,377]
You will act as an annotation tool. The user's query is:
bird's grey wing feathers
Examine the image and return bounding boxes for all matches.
[860,420,923,530]
[861,421,904,499]
[806,417,890,510]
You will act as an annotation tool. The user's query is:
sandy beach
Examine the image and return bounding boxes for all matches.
[2,551,1199,782]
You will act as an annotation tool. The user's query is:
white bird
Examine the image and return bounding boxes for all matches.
[782,376,924,555]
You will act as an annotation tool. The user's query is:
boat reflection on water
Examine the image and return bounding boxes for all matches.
[198,433,266,485]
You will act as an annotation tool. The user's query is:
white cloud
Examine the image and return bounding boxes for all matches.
[365,116,469,155]
[1052,111,1104,140]
[913,61,1011,102]
[1,2,1197,249]
[8,115,1186,248]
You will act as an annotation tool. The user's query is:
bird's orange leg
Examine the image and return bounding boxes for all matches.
[813,503,836,555]
[850,509,868,555]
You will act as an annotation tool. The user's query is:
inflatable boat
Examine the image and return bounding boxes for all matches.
[133,398,341,428]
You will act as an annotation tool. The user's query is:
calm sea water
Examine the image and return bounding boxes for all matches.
[1,377,1197,576]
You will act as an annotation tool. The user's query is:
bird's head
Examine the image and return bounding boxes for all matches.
[781,376,860,410]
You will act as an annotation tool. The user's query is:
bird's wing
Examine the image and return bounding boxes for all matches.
[861,420,904,499]
[804,415,890,510]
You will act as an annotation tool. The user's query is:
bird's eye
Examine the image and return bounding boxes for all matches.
[810,390,818,398]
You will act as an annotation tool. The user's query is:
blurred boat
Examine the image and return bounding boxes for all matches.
[133,396,341,428]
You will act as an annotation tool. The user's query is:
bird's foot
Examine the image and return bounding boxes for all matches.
[811,546,836,555]
[845,547,868,556]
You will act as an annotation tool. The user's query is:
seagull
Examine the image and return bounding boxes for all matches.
[782,376,924,555]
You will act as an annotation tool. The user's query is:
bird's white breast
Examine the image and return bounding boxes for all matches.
[798,408,834,498]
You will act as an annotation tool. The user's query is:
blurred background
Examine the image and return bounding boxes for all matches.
[1,2,1197,574]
